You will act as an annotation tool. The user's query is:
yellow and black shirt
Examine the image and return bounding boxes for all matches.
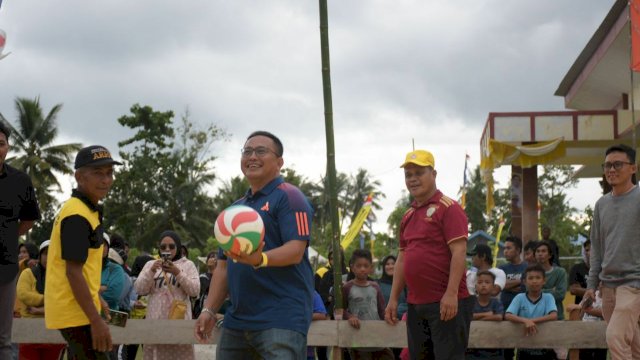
[45,189,105,329]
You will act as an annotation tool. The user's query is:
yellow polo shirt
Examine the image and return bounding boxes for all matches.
[45,193,104,329]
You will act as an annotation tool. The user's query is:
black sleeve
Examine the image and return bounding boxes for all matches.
[60,215,93,262]
[18,177,40,221]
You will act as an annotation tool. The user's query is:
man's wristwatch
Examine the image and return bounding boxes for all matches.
[253,252,269,269]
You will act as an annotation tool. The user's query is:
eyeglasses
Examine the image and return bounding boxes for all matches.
[241,147,278,158]
[602,161,634,170]
[160,244,176,250]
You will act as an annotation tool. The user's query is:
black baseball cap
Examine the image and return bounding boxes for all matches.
[74,145,122,169]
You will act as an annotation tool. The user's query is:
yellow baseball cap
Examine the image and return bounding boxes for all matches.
[400,150,435,168]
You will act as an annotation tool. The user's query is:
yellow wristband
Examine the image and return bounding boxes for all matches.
[254,252,268,269]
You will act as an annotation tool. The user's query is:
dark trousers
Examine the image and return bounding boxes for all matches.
[578,348,608,360]
[516,349,556,360]
[503,348,514,360]
[316,346,328,360]
[406,296,474,360]
[0,276,17,360]
[59,325,109,360]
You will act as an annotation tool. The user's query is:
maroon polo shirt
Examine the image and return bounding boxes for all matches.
[400,190,469,304]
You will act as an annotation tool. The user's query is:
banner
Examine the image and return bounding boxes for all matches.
[340,193,373,249]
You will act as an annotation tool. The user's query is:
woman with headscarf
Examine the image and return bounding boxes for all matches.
[134,231,199,360]
[16,241,66,359]
[377,254,408,360]
[100,236,126,312]
[17,242,39,272]
[377,255,408,319]
[14,243,40,319]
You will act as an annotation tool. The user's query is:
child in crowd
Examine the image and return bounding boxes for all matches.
[16,241,66,359]
[343,249,394,360]
[466,244,506,297]
[466,271,504,360]
[308,290,328,360]
[499,236,527,360]
[579,286,607,360]
[523,241,539,265]
[535,241,567,320]
[505,264,558,360]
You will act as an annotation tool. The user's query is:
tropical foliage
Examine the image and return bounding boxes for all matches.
[2,99,591,267]
[103,105,227,251]
[0,97,81,242]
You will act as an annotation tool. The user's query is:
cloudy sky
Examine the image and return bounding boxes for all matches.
[0,1,614,234]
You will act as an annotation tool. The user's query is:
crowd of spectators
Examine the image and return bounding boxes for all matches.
[8,233,606,360]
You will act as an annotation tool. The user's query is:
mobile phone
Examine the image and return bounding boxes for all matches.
[107,309,129,327]
[160,252,172,263]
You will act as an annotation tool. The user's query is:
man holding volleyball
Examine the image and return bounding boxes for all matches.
[195,131,314,359]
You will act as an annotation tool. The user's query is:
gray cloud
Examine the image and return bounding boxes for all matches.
[0,1,614,231]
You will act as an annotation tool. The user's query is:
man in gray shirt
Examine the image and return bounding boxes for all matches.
[586,143,640,360]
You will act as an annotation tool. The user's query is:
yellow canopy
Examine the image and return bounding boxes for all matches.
[480,138,566,214]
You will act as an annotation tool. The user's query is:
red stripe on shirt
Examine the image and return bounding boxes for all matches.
[303,213,309,235]
[295,212,303,236]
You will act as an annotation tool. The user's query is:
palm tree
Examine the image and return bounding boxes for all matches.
[213,176,250,212]
[314,171,351,232]
[0,97,81,223]
[345,168,385,223]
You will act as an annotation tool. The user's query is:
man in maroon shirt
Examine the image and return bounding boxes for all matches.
[385,149,473,360]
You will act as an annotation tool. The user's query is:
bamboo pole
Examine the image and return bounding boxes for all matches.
[318,0,343,325]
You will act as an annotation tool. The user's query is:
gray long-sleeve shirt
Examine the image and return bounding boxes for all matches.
[588,185,640,290]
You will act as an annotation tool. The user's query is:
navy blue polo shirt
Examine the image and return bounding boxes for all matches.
[219,176,314,334]
[0,164,40,284]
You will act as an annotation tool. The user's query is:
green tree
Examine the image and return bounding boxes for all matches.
[386,190,412,245]
[0,97,82,242]
[104,105,227,251]
[538,165,580,257]
[212,176,249,214]
[486,187,512,241]
[345,168,385,223]
[281,167,319,204]
[460,166,488,233]
[309,171,351,251]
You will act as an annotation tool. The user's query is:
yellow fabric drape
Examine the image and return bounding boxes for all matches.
[480,138,566,214]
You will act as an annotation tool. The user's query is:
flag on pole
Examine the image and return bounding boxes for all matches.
[460,153,470,208]
[631,0,640,71]
[340,193,373,249]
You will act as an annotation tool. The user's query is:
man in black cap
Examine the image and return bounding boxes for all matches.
[45,145,121,359]
[0,122,40,360]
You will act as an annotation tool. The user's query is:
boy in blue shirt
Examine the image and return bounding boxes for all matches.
[505,264,558,360]
[466,270,504,360]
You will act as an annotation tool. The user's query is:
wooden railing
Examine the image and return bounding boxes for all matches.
[13,318,607,350]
